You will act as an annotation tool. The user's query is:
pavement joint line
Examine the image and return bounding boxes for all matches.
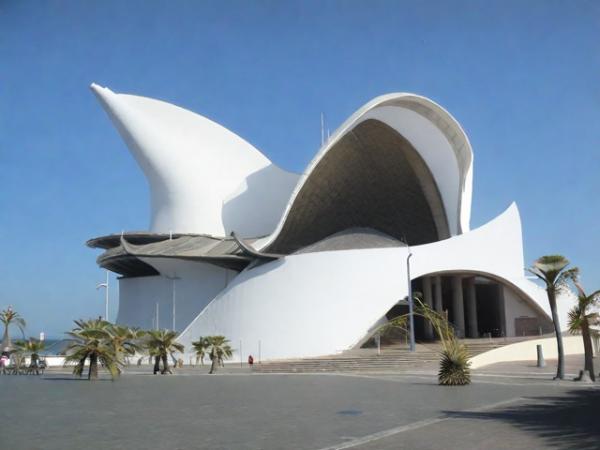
[328,372,593,388]
[43,368,600,389]
[316,396,526,450]
[473,372,578,378]
[344,373,600,388]
[43,371,600,391]
[468,379,599,388]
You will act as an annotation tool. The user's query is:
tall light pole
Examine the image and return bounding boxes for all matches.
[406,251,415,352]
[165,276,180,331]
[172,278,176,331]
[155,301,159,330]
[96,270,109,322]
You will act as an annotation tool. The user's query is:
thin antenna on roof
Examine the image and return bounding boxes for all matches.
[320,112,325,146]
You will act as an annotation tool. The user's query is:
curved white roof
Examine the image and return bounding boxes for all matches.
[258,93,474,251]
[92,86,473,248]
[91,84,299,237]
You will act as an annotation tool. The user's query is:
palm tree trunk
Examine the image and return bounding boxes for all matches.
[209,357,218,374]
[581,319,595,381]
[32,353,39,375]
[548,289,565,379]
[77,356,87,377]
[153,356,160,374]
[1,325,10,350]
[161,354,171,374]
[89,354,99,380]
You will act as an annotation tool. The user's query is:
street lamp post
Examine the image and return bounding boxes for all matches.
[96,270,109,322]
[165,276,180,331]
[172,279,176,331]
[406,251,415,352]
[155,301,159,330]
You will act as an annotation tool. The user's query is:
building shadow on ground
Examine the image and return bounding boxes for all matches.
[444,388,600,449]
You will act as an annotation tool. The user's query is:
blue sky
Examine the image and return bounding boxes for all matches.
[1,1,598,338]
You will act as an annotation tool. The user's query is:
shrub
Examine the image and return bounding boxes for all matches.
[438,342,471,386]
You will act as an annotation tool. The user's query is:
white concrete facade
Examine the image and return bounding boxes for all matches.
[89,85,567,361]
[118,258,236,332]
[177,204,559,359]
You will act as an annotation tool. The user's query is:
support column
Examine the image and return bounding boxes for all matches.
[452,276,465,338]
[465,277,478,338]
[497,284,507,337]
[422,277,434,340]
[434,276,443,313]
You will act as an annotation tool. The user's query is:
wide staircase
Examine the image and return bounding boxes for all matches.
[251,337,522,374]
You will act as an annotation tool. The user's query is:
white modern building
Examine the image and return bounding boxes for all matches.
[88,84,567,361]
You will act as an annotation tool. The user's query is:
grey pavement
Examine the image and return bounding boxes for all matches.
[1,370,599,450]
[472,354,596,379]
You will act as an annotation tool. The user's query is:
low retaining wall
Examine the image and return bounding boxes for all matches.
[470,335,584,369]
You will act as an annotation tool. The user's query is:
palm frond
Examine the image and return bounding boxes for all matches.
[143,329,184,358]
[16,337,46,354]
[438,342,471,385]
[567,306,584,334]
[206,336,233,364]
[533,255,570,273]
[373,297,470,385]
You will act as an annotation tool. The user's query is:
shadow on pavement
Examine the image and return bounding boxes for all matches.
[42,377,113,382]
[444,388,600,449]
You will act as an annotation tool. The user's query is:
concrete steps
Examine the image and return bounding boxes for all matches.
[252,346,438,374]
[251,338,524,374]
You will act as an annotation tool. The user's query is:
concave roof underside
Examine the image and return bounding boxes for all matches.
[265,119,450,254]
[95,235,276,276]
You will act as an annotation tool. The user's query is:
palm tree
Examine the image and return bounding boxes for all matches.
[129,327,147,343]
[124,327,149,365]
[107,325,142,368]
[567,282,599,382]
[528,255,579,380]
[191,337,209,366]
[16,337,46,374]
[205,336,233,374]
[418,300,471,385]
[145,330,184,374]
[64,318,121,380]
[0,306,26,351]
[8,350,27,375]
[378,297,471,385]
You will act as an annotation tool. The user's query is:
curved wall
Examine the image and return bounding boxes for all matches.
[178,204,554,360]
[117,258,236,332]
[470,335,584,369]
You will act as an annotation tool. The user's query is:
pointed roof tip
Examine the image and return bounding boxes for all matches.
[89,82,103,92]
[89,83,119,110]
[89,83,115,97]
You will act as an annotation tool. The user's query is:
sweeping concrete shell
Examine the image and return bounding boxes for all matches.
[89,85,565,361]
[90,84,299,237]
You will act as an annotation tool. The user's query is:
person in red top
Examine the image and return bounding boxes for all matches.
[247,355,254,366]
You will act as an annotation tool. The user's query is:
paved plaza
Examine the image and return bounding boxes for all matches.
[1,368,599,450]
